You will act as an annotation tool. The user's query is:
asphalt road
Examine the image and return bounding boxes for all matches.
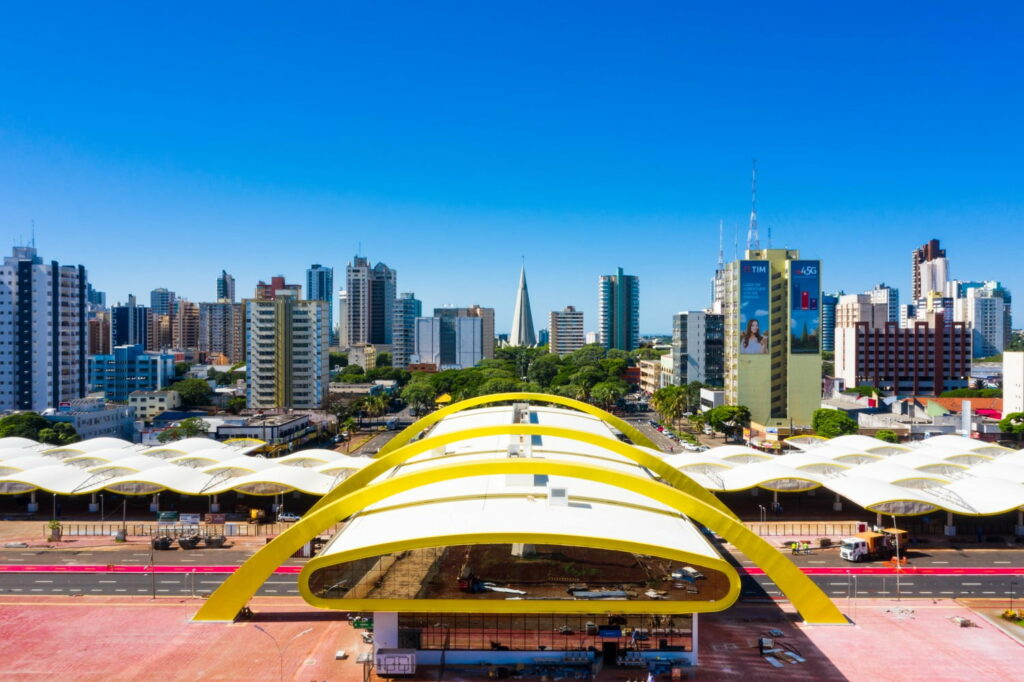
[1,565,1021,601]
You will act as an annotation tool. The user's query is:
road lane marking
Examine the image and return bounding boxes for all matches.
[931,561,949,564]
[828,582,849,586]
[115,589,126,592]
[962,582,982,586]
[34,580,53,584]
[99,580,116,584]
[994,561,1011,564]
[941,591,954,594]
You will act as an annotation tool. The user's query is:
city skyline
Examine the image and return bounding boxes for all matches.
[2,4,1022,331]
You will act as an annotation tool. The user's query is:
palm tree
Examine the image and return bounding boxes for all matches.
[651,386,686,430]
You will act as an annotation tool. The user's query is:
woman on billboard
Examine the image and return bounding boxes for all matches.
[741,319,768,354]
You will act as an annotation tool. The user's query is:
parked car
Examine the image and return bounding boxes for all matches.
[277,512,301,522]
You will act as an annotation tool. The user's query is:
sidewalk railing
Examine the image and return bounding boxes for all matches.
[745,521,863,538]
[49,522,288,538]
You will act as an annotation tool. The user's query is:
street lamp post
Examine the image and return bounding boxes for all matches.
[254,625,312,682]
[891,515,901,601]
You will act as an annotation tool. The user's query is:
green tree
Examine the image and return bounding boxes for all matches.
[822,351,835,378]
[174,362,192,377]
[477,378,522,396]
[998,412,1024,437]
[590,380,627,409]
[336,365,368,383]
[598,357,628,381]
[225,396,247,415]
[37,422,80,446]
[651,385,686,429]
[401,381,437,414]
[875,429,900,443]
[706,405,752,441]
[567,344,607,367]
[683,381,706,413]
[329,352,349,370]
[168,378,213,407]
[0,412,53,440]
[375,352,392,368]
[812,409,859,438]
[157,417,209,442]
[630,347,660,362]
[527,354,563,387]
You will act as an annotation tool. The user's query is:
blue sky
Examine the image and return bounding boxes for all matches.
[1,3,1021,333]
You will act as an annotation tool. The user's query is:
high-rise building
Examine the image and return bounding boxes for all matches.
[454,317,483,368]
[836,294,889,330]
[868,283,900,324]
[198,301,245,364]
[337,289,348,350]
[598,267,640,351]
[549,306,585,356]
[254,276,301,301]
[88,344,175,403]
[150,314,173,351]
[306,264,335,346]
[150,288,176,317]
[723,250,821,427]
[671,312,724,388]
[0,246,88,411]
[413,314,482,370]
[836,312,970,396]
[957,285,1008,358]
[951,280,1012,351]
[245,290,329,409]
[465,305,495,359]
[898,303,917,328]
[111,295,151,349]
[820,293,839,353]
[345,256,396,347]
[412,317,442,367]
[86,283,106,310]
[911,239,949,301]
[391,293,422,369]
[509,266,537,347]
[88,311,112,356]
[171,299,200,350]
[216,270,236,302]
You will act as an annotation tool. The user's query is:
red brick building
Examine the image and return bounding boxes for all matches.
[835,312,971,396]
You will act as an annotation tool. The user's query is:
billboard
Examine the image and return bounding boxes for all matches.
[739,260,770,354]
[790,260,821,354]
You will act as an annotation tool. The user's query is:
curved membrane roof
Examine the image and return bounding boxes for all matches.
[300,404,741,614]
[0,436,339,497]
[666,433,1024,516]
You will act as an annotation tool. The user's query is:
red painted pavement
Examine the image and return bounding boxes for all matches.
[1,563,1021,575]
[744,565,1024,575]
[0,564,301,573]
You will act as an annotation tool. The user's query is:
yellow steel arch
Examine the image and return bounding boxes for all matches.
[378,392,657,456]
[298,530,741,614]
[306,424,735,520]
[194,457,845,624]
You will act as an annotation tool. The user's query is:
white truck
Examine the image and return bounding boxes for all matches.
[839,528,907,562]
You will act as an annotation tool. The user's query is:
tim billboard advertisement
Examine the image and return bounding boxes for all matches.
[739,260,770,354]
[790,260,820,354]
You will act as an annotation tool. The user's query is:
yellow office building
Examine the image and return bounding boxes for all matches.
[723,249,822,429]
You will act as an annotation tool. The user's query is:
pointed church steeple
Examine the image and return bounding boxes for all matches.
[509,264,537,347]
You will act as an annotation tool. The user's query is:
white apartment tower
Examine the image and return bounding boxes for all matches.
[548,306,585,356]
[245,291,329,409]
[0,246,88,412]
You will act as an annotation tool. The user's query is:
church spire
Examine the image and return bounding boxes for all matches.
[510,264,537,347]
